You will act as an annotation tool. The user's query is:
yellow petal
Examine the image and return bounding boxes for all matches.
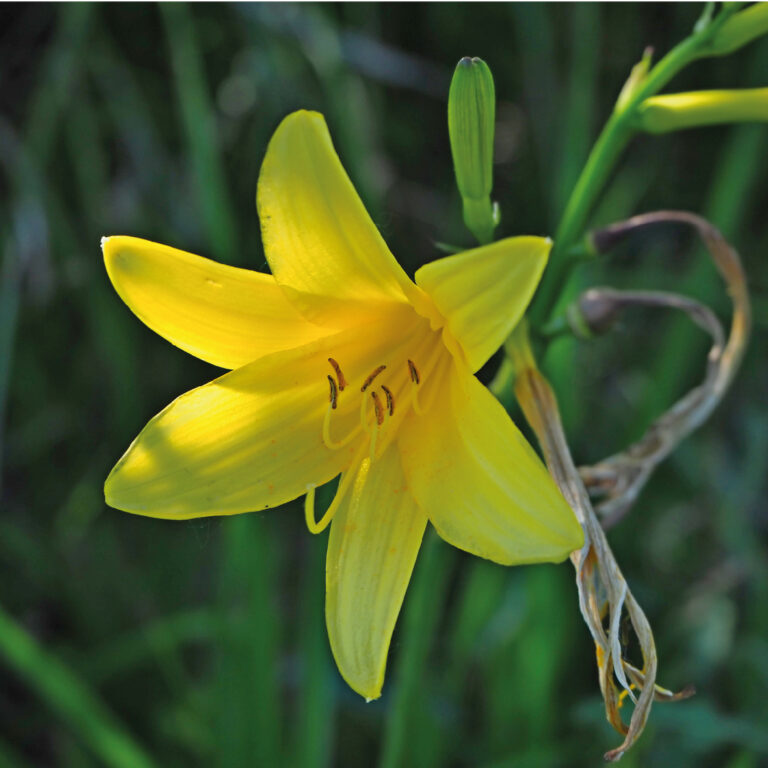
[415,236,551,372]
[326,443,427,700]
[257,111,419,325]
[103,236,329,369]
[399,365,583,565]
[105,312,420,519]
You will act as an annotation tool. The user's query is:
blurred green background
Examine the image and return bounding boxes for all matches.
[1,3,767,767]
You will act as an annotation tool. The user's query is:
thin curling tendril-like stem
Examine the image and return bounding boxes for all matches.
[576,211,751,528]
[508,321,693,761]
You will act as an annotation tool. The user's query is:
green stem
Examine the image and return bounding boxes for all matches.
[532,12,734,325]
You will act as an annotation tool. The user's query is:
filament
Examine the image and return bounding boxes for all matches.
[359,388,371,433]
[369,424,379,463]
[411,381,424,416]
[304,460,359,534]
[323,404,361,450]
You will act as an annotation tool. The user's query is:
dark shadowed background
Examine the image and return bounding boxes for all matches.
[1,4,767,767]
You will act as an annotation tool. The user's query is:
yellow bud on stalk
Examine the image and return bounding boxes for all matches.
[709,3,768,55]
[448,56,497,244]
[636,89,768,134]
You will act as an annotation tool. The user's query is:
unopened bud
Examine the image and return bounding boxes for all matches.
[448,56,497,243]
[636,89,768,134]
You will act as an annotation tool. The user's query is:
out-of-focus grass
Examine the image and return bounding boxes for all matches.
[0,4,766,767]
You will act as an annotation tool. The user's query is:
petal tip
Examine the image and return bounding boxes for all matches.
[274,109,327,140]
[359,680,383,702]
[101,235,125,268]
[333,654,385,702]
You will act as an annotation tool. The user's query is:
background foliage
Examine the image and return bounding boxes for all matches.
[1,4,767,767]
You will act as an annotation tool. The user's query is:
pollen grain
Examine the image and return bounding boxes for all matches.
[361,365,386,392]
[327,357,347,391]
[371,391,385,426]
[327,375,338,409]
[381,385,395,416]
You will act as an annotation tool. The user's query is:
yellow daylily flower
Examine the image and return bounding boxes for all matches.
[103,110,583,701]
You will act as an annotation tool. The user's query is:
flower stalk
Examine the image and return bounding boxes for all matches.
[709,2,768,55]
[530,2,748,326]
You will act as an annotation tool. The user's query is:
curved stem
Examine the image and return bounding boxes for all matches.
[531,11,735,326]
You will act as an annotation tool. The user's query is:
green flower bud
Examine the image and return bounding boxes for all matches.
[709,3,768,56]
[636,89,768,134]
[448,56,497,244]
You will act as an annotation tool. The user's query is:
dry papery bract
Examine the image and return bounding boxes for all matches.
[511,211,749,761]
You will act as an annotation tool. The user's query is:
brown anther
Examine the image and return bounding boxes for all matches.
[361,364,386,392]
[371,391,385,425]
[327,357,347,391]
[327,375,338,409]
[407,359,420,385]
[381,385,395,416]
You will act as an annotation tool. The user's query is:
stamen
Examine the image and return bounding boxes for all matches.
[327,375,338,409]
[371,391,385,426]
[412,381,424,416]
[369,424,379,463]
[408,359,424,415]
[360,388,371,433]
[381,385,395,416]
[304,452,370,533]
[327,358,346,391]
[304,485,319,531]
[361,364,386,392]
[322,404,361,449]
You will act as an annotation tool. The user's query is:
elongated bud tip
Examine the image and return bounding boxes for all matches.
[637,89,768,134]
[448,56,497,243]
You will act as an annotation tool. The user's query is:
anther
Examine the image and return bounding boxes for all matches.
[407,359,420,385]
[327,375,338,409]
[371,391,385,426]
[381,385,395,416]
[327,358,346,391]
[361,364,386,392]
